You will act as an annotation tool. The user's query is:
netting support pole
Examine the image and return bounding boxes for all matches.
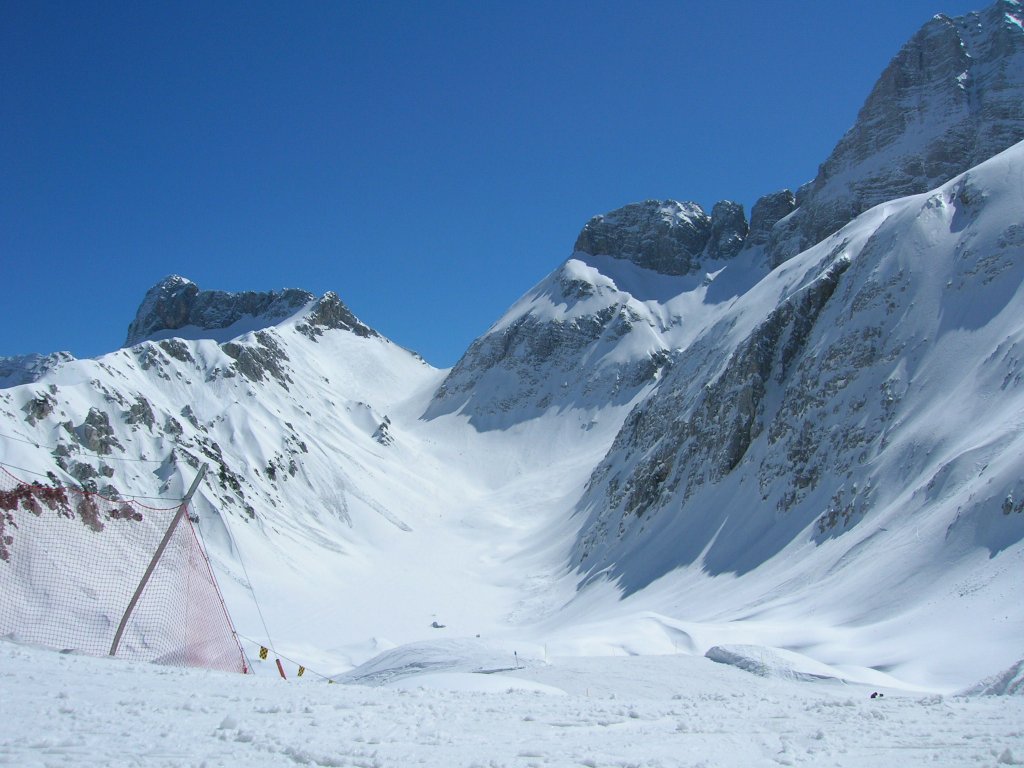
[109,463,209,658]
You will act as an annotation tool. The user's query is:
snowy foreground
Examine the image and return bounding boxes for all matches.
[2,640,1022,768]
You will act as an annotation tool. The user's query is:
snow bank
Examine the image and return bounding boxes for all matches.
[3,639,1024,767]
[705,644,848,682]
[964,657,1024,696]
[386,671,566,695]
[335,637,545,686]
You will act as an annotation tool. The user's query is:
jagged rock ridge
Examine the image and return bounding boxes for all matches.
[124,276,312,346]
[124,275,379,349]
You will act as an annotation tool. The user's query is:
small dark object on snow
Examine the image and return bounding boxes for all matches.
[870,691,885,699]
[431,620,446,629]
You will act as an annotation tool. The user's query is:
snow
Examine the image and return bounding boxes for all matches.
[2,638,1023,767]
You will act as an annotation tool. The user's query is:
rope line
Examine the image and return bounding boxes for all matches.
[0,429,169,464]
[213,502,281,675]
[235,631,333,682]
[185,485,332,684]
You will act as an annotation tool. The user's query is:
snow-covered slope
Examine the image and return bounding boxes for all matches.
[0,351,75,388]
[570,140,1024,689]
[424,199,753,430]
[0,274,638,674]
[2,0,1024,705]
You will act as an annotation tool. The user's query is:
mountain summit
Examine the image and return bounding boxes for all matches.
[124,275,378,347]
[767,0,1024,265]
[572,199,748,276]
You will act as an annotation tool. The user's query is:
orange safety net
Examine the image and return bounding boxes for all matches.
[0,466,247,674]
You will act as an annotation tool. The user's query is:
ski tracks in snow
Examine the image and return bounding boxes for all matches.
[2,641,1023,767]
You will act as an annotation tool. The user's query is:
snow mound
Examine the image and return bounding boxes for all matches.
[705,644,846,682]
[334,637,546,686]
[964,658,1024,696]
[386,671,566,695]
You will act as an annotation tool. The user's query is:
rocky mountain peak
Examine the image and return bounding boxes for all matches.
[124,275,316,347]
[766,0,1024,266]
[573,200,711,275]
[295,291,379,341]
[573,198,750,275]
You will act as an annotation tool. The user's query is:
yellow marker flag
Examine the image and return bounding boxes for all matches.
[259,646,268,660]
[298,666,305,677]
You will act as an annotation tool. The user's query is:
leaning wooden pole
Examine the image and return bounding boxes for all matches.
[109,463,209,658]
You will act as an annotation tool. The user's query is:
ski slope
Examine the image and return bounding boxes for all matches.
[2,638,1023,768]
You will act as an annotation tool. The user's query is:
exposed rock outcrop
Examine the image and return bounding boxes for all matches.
[221,330,292,389]
[705,201,748,260]
[71,407,124,456]
[573,200,712,275]
[296,292,378,341]
[428,296,668,427]
[573,198,752,275]
[747,190,796,247]
[22,391,57,426]
[124,276,314,346]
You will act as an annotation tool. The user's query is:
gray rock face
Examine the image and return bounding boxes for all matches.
[124,395,155,430]
[295,292,378,341]
[221,330,293,389]
[573,200,711,275]
[706,201,748,260]
[576,251,850,554]
[747,190,795,247]
[124,276,314,346]
[426,256,672,428]
[75,407,124,455]
[767,0,1024,266]
[428,301,668,428]
[22,392,57,426]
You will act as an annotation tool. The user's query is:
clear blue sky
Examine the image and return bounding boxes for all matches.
[1,1,983,367]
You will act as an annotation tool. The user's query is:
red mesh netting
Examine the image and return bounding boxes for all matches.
[0,467,247,674]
